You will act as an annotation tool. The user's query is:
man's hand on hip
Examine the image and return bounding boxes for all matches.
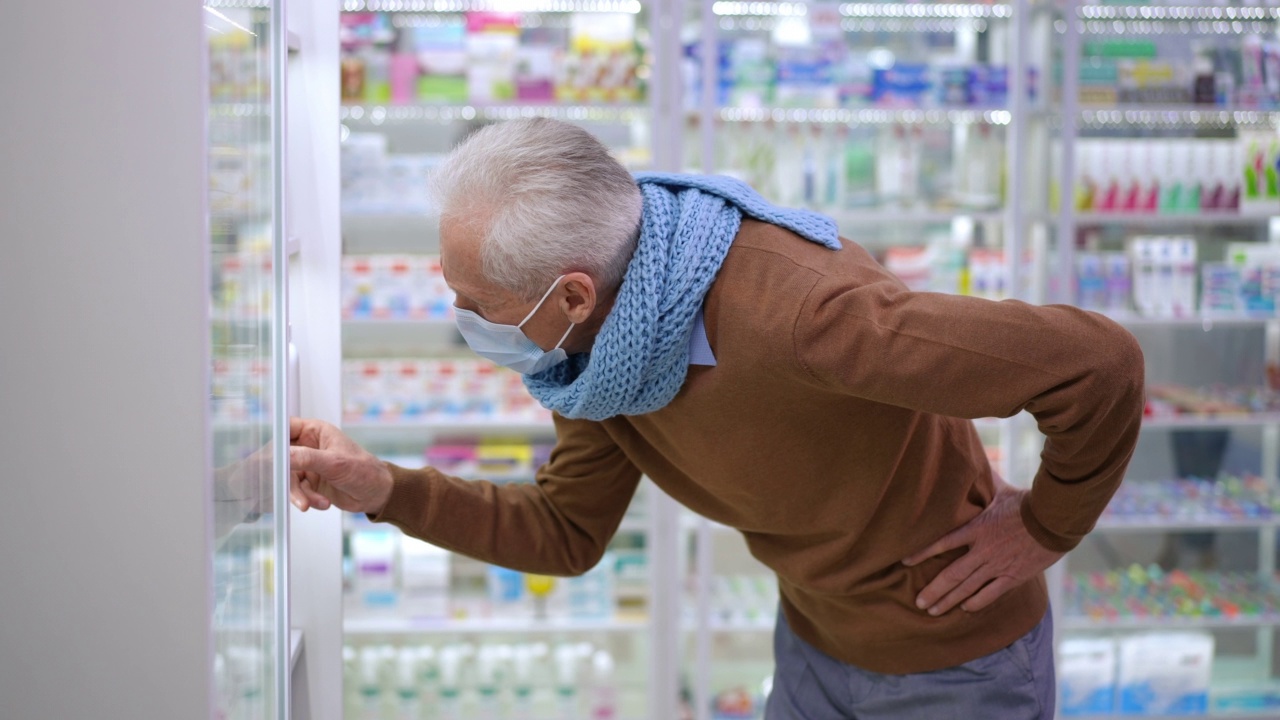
[288,417,394,515]
[902,475,1063,616]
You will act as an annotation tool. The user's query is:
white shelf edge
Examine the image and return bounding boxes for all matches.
[286,30,301,55]
[1072,211,1277,226]
[343,420,556,435]
[1143,414,1280,429]
[1108,314,1279,328]
[1061,615,1280,631]
[830,209,1005,224]
[340,103,647,124]
[343,616,647,635]
[1095,517,1278,533]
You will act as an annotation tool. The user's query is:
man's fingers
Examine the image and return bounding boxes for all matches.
[960,576,1015,613]
[289,471,309,512]
[299,477,332,510]
[926,565,994,616]
[902,524,976,567]
[289,445,342,476]
[914,549,983,611]
[290,417,306,441]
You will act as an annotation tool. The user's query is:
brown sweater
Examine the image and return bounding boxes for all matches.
[371,219,1145,674]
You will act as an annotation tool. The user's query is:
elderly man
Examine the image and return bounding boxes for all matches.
[290,118,1144,718]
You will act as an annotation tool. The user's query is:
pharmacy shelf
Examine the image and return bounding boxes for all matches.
[210,102,269,118]
[1095,515,1277,533]
[711,106,1012,126]
[342,318,460,355]
[340,103,646,125]
[681,618,775,633]
[830,209,1005,226]
[1060,614,1280,631]
[712,2,1011,19]
[1076,5,1280,21]
[343,615,647,636]
[339,0,642,13]
[344,419,557,441]
[1071,211,1277,226]
[1079,104,1280,128]
[341,213,439,254]
[1107,314,1278,329]
[1142,414,1280,430]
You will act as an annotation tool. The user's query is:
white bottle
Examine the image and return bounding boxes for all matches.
[1154,237,1177,318]
[511,643,548,720]
[1174,237,1200,318]
[587,650,619,720]
[437,645,472,720]
[1131,238,1156,317]
[475,645,512,720]
[395,647,421,720]
[357,646,385,720]
[554,643,590,720]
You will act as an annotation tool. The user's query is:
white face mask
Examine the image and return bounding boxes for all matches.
[453,275,575,375]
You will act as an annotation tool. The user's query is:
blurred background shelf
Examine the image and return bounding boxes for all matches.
[1060,614,1280,631]
[344,615,648,635]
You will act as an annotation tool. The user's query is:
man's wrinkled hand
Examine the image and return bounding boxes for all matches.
[901,475,1063,616]
[288,417,393,515]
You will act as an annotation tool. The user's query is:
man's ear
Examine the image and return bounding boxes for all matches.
[559,272,597,324]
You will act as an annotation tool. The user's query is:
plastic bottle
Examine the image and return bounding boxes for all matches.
[477,645,514,720]
[1131,238,1156,317]
[395,647,421,720]
[1154,238,1177,318]
[511,643,548,720]
[1158,141,1181,214]
[554,643,591,720]
[437,645,472,720]
[353,646,382,720]
[1174,238,1199,318]
[588,650,619,720]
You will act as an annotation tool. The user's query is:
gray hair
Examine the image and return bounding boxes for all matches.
[429,118,643,300]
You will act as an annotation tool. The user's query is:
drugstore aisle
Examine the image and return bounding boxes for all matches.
[330,2,1280,719]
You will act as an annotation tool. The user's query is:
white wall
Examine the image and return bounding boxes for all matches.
[0,1,213,718]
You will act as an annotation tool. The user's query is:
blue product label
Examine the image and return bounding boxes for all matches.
[1061,687,1116,716]
[1120,682,1208,715]
[872,64,931,105]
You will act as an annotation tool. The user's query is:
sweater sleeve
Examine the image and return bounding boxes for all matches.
[793,270,1145,553]
[367,413,642,576]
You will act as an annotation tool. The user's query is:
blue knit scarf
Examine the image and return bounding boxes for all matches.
[523,173,842,421]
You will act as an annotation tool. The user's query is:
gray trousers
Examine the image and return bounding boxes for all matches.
[765,608,1056,719]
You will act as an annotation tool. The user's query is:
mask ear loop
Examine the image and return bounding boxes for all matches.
[551,322,575,351]
[517,275,567,329]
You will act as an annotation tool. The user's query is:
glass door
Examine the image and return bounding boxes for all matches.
[207,0,290,717]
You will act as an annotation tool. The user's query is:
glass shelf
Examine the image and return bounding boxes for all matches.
[708,107,1012,125]
[1143,414,1280,430]
[711,2,1011,19]
[1069,210,1278,226]
[344,616,648,635]
[340,103,646,125]
[1080,107,1280,128]
[1104,313,1279,329]
[1076,5,1280,21]
[1060,614,1280,631]
[344,419,558,439]
[1095,516,1276,532]
[339,0,642,13]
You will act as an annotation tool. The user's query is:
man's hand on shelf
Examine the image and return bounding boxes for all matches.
[289,417,394,515]
[902,474,1064,617]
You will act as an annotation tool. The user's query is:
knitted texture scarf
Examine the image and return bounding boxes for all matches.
[523,172,842,421]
